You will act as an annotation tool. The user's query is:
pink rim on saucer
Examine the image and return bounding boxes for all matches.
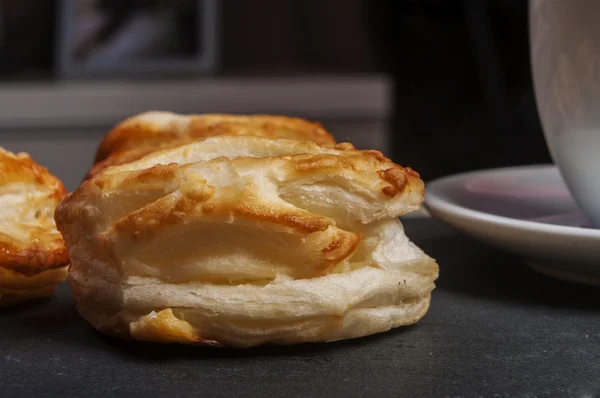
[424,165,600,285]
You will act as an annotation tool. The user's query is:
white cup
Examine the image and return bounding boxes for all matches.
[531,0,600,226]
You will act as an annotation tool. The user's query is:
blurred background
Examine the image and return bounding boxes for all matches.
[0,0,551,191]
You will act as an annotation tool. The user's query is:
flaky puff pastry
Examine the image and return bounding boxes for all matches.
[87,112,337,179]
[56,136,438,347]
[0,147,69,307]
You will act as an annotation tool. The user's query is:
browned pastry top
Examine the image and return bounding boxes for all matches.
[88,112,337,179]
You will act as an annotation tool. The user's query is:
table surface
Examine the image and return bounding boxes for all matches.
[1,219,599,398]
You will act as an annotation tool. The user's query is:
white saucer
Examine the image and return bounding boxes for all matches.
[423,165,600,285]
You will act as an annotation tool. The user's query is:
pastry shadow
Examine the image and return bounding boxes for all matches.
[0,296,55,314]
[93,322,417,360]
[413,221,600,311]
[0,287,86,344]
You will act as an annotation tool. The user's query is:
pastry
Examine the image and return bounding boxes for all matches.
[0,147,69,307]
[87,112,337,179]
[56,135,438,347]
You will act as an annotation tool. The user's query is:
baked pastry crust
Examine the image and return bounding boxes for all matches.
[57,136,437,347]
[87,112,337,179]
[0,266,68,308]
[0,147,69,306]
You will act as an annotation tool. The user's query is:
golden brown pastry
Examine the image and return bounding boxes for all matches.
[0,147,69,307]
[56,135,438,347]
[87,112,337,179]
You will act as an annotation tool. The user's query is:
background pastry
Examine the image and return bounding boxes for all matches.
[56,134,438,347]
[0,147,69,307]
[87,112,336,179]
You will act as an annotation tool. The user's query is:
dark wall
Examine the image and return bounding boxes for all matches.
[222,0,551,179]
[366,0,551,179]
[0,0,551,180]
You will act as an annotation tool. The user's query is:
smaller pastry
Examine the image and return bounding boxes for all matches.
[86,112,337,179]
[0,147,69,307]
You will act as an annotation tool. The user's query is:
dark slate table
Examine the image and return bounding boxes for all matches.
[1,219,599,397]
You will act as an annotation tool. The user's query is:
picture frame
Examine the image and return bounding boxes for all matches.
[55,0,218,78]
